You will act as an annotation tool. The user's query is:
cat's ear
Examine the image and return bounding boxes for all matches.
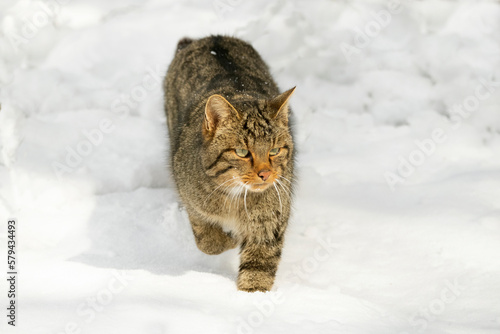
[204,94,239,138]
[268,86,296,123]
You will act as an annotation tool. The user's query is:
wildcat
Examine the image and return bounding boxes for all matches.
[163,35,295,292]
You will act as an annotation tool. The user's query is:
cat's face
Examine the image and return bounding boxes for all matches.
[202,88,295,194]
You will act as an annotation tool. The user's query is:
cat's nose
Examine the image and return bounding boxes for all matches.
[258,170,271,182]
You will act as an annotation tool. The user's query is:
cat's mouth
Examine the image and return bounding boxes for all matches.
[248,182,271,192]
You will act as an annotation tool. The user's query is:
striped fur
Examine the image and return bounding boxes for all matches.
[164,35,295,292]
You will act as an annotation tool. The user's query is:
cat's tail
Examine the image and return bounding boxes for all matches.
[176,37,194,52]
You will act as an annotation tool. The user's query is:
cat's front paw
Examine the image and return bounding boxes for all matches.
[194,228,237,255]
[237,270,274,292]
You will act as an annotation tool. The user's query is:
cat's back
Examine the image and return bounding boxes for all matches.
[164,35,279,144]
[167,35,276,96]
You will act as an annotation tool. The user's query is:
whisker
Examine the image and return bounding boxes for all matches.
[228,186,237,211]
[276,177,290,190]
[203,177,236,206]
[276,178,291,199]
[279,175,293,185]
[229,182,245,212]
[223,179,241,211]
[277,176,293,195]
[244,183,251,220]
[273,182,283,213]
[278,182,292,199]
[222,181,236,194]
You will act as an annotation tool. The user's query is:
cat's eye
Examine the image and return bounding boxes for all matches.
[269,148,280,156]
[235,149,249,158]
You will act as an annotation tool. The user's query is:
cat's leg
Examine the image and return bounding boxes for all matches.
[237,239,283,292]
[189,215,238,255]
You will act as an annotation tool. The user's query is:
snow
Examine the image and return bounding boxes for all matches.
[1,0,500,333]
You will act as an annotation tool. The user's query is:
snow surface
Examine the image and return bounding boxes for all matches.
[1,0,500,333]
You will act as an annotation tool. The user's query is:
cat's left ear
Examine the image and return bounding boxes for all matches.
[268,86,296,124]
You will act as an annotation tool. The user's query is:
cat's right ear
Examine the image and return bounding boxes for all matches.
[203,94,239,138]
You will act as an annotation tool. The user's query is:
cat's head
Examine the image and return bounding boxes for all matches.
[201,87,295,193]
